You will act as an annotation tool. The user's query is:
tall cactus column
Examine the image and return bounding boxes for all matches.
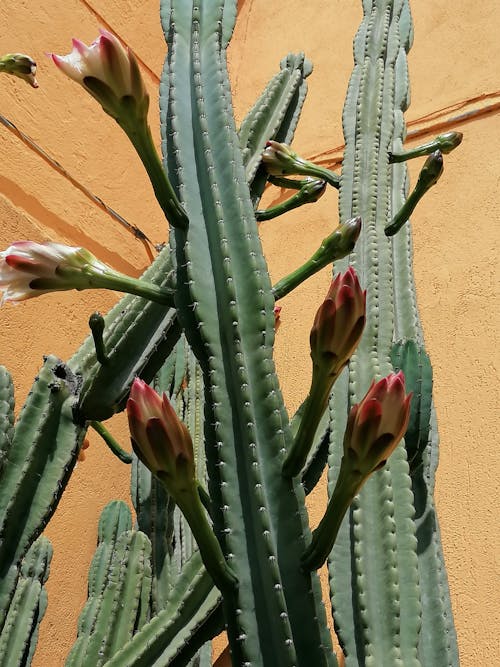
[161,1,333,665]
[327,1,458,665]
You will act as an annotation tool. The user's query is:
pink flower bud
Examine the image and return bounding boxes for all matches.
[344,371,412,476]
[127,379,195,481]
[310,267,366,377]
[0,241,108,303]
[50,30,148,122]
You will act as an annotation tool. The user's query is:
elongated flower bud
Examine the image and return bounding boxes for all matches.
[343,371,412,476]
[127,379,195,484]
[301,371,412,570]
[310,267,366,377]
[127,379,237,594]
[0,53,38,88]
[50,30,148,126]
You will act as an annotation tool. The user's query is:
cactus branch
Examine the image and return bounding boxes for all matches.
[88,313,108,365]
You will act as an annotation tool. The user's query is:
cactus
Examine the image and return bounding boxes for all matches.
[326,1,459,665]
[0,536,52,667]
[66,501,152,667]
[0,1,461,665]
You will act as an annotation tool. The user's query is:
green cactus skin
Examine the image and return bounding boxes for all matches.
[69,246,181,422]
[0,357,84,581]
[161,1,334,664]
[327,2,458,666]
[238,53,313,184]
[101,550,222,667]
[65,501,152,667]
[0,366,15,478]
[390,340,432,473]
[0,536,52,667]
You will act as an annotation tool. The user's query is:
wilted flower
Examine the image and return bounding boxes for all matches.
[0,53,38,88]
[274,305,282,332]
[50,30,148,126]
[310,267,366,378]
[127,378,195,483]
[343,371,412,476]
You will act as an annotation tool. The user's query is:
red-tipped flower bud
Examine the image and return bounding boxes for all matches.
[50,30,148,124]
[310,267,366,377]
[344,371,412,476]
[127,379,195,483]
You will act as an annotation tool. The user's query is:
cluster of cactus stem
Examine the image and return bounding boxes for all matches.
[0,1,462,665]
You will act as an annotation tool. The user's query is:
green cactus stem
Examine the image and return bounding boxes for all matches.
[302,464,362,571]
[90,421,132,464]
[65,501,152,667]
[385,149,444,236]
[0,537,52,667]
[0,357,84,574]
[125,118,189,230]
[272,216,361,300]
[389,131,462,162]
[158,474,237,597]
[255,178,326,221]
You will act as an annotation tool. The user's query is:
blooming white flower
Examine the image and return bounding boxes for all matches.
[0,241,110,303]
[50,30,148,123]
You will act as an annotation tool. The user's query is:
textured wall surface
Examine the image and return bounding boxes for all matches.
[0,1,498,665]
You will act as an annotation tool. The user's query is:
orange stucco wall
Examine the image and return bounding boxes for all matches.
[0,2,498,666]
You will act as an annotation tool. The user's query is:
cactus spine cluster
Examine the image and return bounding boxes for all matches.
[0,1,460,665]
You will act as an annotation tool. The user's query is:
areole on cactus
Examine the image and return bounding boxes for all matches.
[0,1,461,666]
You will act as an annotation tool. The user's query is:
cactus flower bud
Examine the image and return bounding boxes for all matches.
[0,241,173,305]
[0,53,39,88]
[50,30,148,126]
[435,131,463,154]
[301,371,412,570]
[343,371,412,476]
[127,379,237,593]
[127,379,195,484]
[310,267,366,377]
[262,140,299,176]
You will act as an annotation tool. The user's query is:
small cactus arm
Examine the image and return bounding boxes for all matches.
[0,358,84,596]
[326,1,459,665]
[0,537,52,667]
[161,1,334,664]
[65,501,153,667]
[69,246,181,422]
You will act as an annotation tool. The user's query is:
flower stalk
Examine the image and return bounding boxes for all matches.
[389,131,463,163]
[385,150,444,236]
[51,31,187,229]
[272,217,361,301]
[255,178,326,221]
